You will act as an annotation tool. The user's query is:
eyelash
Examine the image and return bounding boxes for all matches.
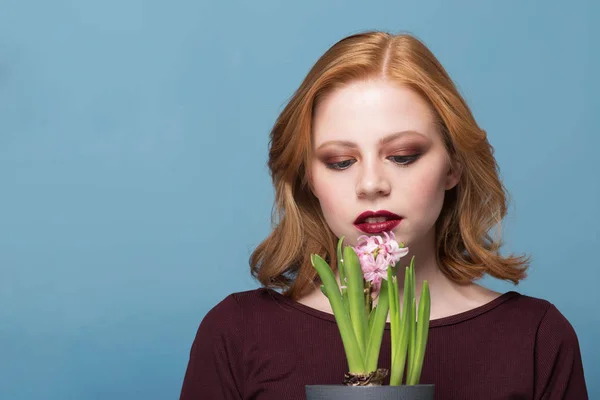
[325,155,420,170]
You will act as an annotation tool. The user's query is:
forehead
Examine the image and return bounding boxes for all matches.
[312,79,439,146]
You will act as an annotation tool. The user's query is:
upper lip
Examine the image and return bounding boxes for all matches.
[354,210,402,224]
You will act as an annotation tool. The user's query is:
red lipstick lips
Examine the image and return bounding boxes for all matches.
[354,210,402,234]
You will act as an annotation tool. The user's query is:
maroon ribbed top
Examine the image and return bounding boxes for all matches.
[179,288,588,399]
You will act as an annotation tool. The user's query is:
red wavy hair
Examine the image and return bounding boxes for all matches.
[250,31,529,300]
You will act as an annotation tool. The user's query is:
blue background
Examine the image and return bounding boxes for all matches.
[1,1,597,398]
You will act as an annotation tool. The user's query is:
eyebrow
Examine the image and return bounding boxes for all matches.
[315,130,427,150]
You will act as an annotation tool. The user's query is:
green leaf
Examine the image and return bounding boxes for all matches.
[368,304,377,332]
[388,266,399,367]
[390,266,412,385]
[337,237,349,316]
[408,280,430,385]
[343,245,368,362]
[311,254,365,372]
[365,279,390,372]
[406,258,416,383]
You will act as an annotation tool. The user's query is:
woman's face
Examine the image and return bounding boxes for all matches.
[309,79,460,248]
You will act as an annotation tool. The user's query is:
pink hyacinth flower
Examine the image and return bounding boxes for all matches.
[352,231,409,298]
[354,235,381,256]
[380,231,409,266]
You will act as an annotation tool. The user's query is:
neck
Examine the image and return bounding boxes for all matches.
[392,233,455,303]
[330,228,486,320]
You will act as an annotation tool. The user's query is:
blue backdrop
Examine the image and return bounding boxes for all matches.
[1,1,597,398]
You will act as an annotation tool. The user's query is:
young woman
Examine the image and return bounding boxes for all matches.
[179,31,588,399]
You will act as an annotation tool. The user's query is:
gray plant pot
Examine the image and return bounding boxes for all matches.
[305,384,435,400]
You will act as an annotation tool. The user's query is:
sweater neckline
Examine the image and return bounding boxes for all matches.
[266,288,520,328]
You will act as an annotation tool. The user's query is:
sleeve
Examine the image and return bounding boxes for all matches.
[179,294,245,400]
[533,303,588,400]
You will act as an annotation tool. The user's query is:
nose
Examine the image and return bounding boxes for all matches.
[355,161,391,199]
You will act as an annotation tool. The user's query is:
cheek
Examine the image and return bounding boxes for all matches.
[404,164,448,215]
[315,189,347,239]
[311,169,354,233]
[314,178,346,218]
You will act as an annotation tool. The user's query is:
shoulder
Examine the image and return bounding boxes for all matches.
[181,290,274,399]
[529,295,582,346]
[514,294,589,398]
[468,290,580,343]
[198,287,278,329]
[189,288,270,352]
[191,287,292,353]
[484,289,561,321]
[512,292,578,331]
[505,292,582,349]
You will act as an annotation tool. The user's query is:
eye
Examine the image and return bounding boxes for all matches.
[324,155,420,170]
[388,154,420,166]
[325,159,356,170]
